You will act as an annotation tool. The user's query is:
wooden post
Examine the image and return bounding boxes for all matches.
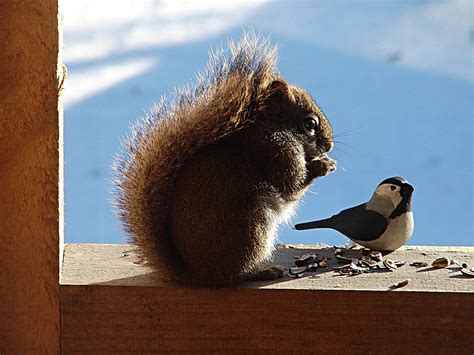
[0,0,62,352]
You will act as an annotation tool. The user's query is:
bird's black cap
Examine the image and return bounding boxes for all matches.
[379,176,414,198]
[378,176,409,187]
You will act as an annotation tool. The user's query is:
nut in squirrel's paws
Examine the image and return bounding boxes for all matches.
[251,264,285,281]
[308,154,337,177]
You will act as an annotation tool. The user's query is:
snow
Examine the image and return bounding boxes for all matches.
[63,1,473,246]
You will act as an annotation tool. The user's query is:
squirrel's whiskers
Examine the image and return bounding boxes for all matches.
[112,32,336,286]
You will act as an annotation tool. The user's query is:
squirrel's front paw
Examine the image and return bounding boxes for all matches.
[308,154,336,177]
[250,264,285,281]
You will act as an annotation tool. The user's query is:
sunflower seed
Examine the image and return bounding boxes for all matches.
[432,257,450,269]
[333,264,351,270]
[350,261,370,273]
[288,272,305,278]
[394,261,406,267]
[336,266,352,275]
[391,279,410,289]
[294,254,317,266]
[450,259,468,269]
[369,251,383,262]
[289,266,308,275]
[410,261,428,267]
[383,259,398,271]
[335,254,353,263]
[362,248,372,256]
[361,258,378,268]
[460,267,474,277]
[318,260,328,268]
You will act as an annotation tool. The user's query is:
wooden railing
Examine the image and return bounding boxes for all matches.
[1,1,472,353]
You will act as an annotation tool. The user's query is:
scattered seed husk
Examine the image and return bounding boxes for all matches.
[460,267,474,277]
[391,279,410,289]
[318,260,328,268]
[288,272,304,278]
[294,254,317,266]
[369,251,383,262]
[334,248,342,255]
[360,258,378,268]
[432,257,450,269]
[289,266,308,275]
[450,259,468,269]
[410,261,428,267]
[333,264,351,270]
[335,254,353,263]
[350,261,370,273]
[306,263,319,272]
[336,266,352,275]
[394,261,406,268]
[383,259,398,271]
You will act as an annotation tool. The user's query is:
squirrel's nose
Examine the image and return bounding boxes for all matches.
[326,140,334,153]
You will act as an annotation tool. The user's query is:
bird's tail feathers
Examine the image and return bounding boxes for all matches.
[294,218,332,230]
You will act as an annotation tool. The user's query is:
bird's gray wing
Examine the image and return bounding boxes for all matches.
[327,203,388,242]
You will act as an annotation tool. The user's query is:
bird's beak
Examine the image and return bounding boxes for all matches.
[401,183,414,197]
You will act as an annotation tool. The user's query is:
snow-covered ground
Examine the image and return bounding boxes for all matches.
[64,0,473,246]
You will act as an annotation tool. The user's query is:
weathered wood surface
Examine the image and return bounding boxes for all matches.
[61,244,474,353]
[62,244,474,292]
[0,0,62,353]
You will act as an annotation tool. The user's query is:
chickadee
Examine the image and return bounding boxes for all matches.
[294,177,414,251]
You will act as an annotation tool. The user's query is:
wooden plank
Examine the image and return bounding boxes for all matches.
[0,0,62,353]
[61,244,474,353]
[62,244,474,292]
[61,286,473,353]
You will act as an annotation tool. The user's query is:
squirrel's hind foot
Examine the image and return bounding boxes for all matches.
[250,264,285,281]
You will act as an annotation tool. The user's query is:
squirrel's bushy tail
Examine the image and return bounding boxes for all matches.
[112,32,282,277]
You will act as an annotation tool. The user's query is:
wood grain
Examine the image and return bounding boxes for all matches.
[61,244,474,353]
[61,285,473,354]
[0,0,62,352]
[62,244,474,292]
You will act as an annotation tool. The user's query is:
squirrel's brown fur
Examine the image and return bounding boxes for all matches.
[113,33,336,286]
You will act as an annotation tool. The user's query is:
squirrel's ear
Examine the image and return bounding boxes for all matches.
[269,80,289,98]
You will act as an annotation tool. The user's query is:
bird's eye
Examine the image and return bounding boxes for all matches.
[304,115,319,132]
[390,185,396,191]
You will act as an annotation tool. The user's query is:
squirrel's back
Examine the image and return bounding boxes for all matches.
[113,33,335,286]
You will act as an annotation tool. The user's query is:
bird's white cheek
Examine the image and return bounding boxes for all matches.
[389,193,402,208]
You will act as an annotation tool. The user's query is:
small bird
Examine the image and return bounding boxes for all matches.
[294,177,414,251]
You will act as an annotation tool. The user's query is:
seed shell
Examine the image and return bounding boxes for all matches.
[294,254,318,266]
[383,259,398,271]
[410,261,428,268]
[350,261,369,273]
[288,272,304,278]
[289,266,308,275]
[460,267,474,277]
[335,254,353,263]
[369,251,383,262]
[391,279,410,289]
[432,257,450,269]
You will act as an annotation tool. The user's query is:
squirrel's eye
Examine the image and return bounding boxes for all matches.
[304,116,319,132]
[390,185,396,191]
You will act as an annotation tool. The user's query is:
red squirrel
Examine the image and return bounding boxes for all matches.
[113,33,336,286]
